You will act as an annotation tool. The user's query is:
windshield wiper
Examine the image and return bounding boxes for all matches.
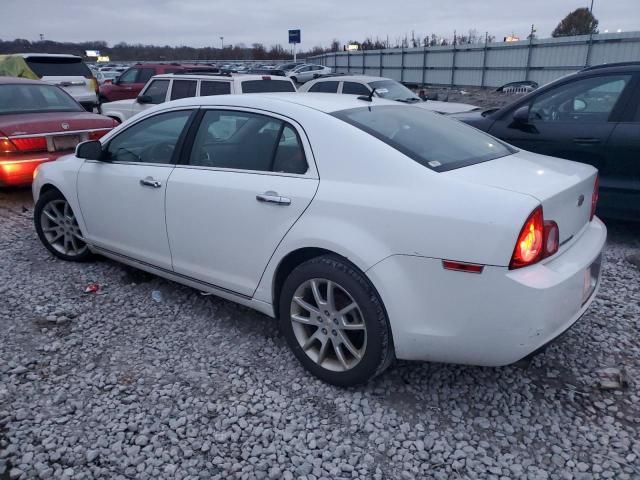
[396,97,420,103]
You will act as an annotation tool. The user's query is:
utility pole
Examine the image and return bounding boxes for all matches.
[589,0,594,13]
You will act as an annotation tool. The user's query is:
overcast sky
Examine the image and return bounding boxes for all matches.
[3,0,639,49]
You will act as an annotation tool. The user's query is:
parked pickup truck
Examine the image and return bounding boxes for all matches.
[100,73,297,123]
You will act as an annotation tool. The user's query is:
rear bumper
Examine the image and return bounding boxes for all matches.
[366,217,607,366]
[0,154,67,187]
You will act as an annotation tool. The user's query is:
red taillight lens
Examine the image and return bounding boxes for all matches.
[510,207,545,269]
[88,130,108,141]
[0,137,17,153]
[7,137,47,153]
[510,207,562,269]
[590,175,599,221]
[543,220,559,257]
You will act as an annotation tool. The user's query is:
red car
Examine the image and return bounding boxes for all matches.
[98,63,219,103]
[0,77,117,186]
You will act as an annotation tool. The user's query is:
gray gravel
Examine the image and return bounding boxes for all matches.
[1,187,639,480]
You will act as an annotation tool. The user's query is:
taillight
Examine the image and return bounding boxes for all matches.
[543,220,559,257]
[510,207,544,269]
[590,175,599,221]
[0,137,16,153]
[88,130,108,141]
[1,136,47,153]
[510,206,561,269]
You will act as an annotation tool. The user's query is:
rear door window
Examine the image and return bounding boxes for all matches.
[309,81,339,93]
[241,80,295,93]
[25,57,92,78]
[342,82,371,95]
[200,81,231,96]
[170,80,198,100]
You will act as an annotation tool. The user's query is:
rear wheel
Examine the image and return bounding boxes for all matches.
[279,255,394,386]
[34,190,93,262]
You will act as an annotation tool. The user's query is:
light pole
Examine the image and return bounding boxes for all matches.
[220,36,224,49]
[589,0,594,13]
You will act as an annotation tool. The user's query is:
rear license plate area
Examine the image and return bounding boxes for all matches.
[52,135,81,151]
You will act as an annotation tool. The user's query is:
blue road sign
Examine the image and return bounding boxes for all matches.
[289,29,301,44]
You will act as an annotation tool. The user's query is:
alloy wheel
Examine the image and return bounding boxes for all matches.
[290,278,367,372]
[40,199,88,257]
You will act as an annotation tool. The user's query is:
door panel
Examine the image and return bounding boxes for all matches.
[165,108,318,296]
[600,122,640,219]
[166,170,317,295]
[77,163,174,268]
[489,74,632,171]
[76,109,193,268]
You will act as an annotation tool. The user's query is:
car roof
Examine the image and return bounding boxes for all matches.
[14,53,82,59]
[310,75,389,83]
[162,92,399,114]
[153,73,292,81]
[0,76,49,86]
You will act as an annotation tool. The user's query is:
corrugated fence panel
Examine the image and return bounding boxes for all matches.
[309,32,640,87]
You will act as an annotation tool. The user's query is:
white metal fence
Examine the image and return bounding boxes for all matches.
[307,31,640,88]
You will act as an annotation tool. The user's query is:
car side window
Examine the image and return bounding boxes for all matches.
[529,75,631,123]
[170,80,198,100]
[143,80,170,104]
[137,68,155,84]
[118,68,139,84]
[105,110,191,164]
[200,81,231,96]
[342,82,371,96]
[309,81,339,93]
[188,110,307,174]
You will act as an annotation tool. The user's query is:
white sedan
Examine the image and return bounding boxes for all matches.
[32,93,606,386]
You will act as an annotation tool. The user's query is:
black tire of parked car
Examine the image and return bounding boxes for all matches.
[34,189,94,262]
[279,254,395,386]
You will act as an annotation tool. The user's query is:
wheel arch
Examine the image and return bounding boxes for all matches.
[270,246,388,321]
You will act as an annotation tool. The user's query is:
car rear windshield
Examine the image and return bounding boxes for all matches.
[25,57,92,78]
[0,84,82,115]
[241,79,295,93]
[368,80,421,103]
[332,105,515,172]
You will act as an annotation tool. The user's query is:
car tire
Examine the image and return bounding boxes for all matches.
[279,255,394,386]
[34,190,93,262]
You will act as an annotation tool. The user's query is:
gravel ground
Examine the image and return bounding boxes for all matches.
[1,187,639,480]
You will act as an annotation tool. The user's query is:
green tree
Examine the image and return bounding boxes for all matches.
[552,7,598,37]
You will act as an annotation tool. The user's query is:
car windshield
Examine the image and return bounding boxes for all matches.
[333,105,515,172]
[0,84,83,115]
[25,57,92,78]
[368,80,421,103]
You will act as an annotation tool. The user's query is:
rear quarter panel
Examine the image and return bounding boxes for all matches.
[253,111,538,304]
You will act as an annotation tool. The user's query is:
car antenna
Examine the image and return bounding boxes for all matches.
[358,88,376,102]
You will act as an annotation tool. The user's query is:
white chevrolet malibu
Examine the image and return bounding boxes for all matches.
[32,93,606,386]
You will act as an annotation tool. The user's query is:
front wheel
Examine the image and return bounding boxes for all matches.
[279,255,394,386]
[34,190,93,262]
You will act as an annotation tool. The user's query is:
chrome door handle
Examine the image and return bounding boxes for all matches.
[140,177,162,188]
[256,191,291,206]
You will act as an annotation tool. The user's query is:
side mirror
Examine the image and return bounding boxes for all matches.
[573,98,587,112]
[137,94,153,104]
[512,105,530,124]
[76,140,104,161]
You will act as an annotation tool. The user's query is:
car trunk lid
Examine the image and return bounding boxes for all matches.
[444,150,597,244]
